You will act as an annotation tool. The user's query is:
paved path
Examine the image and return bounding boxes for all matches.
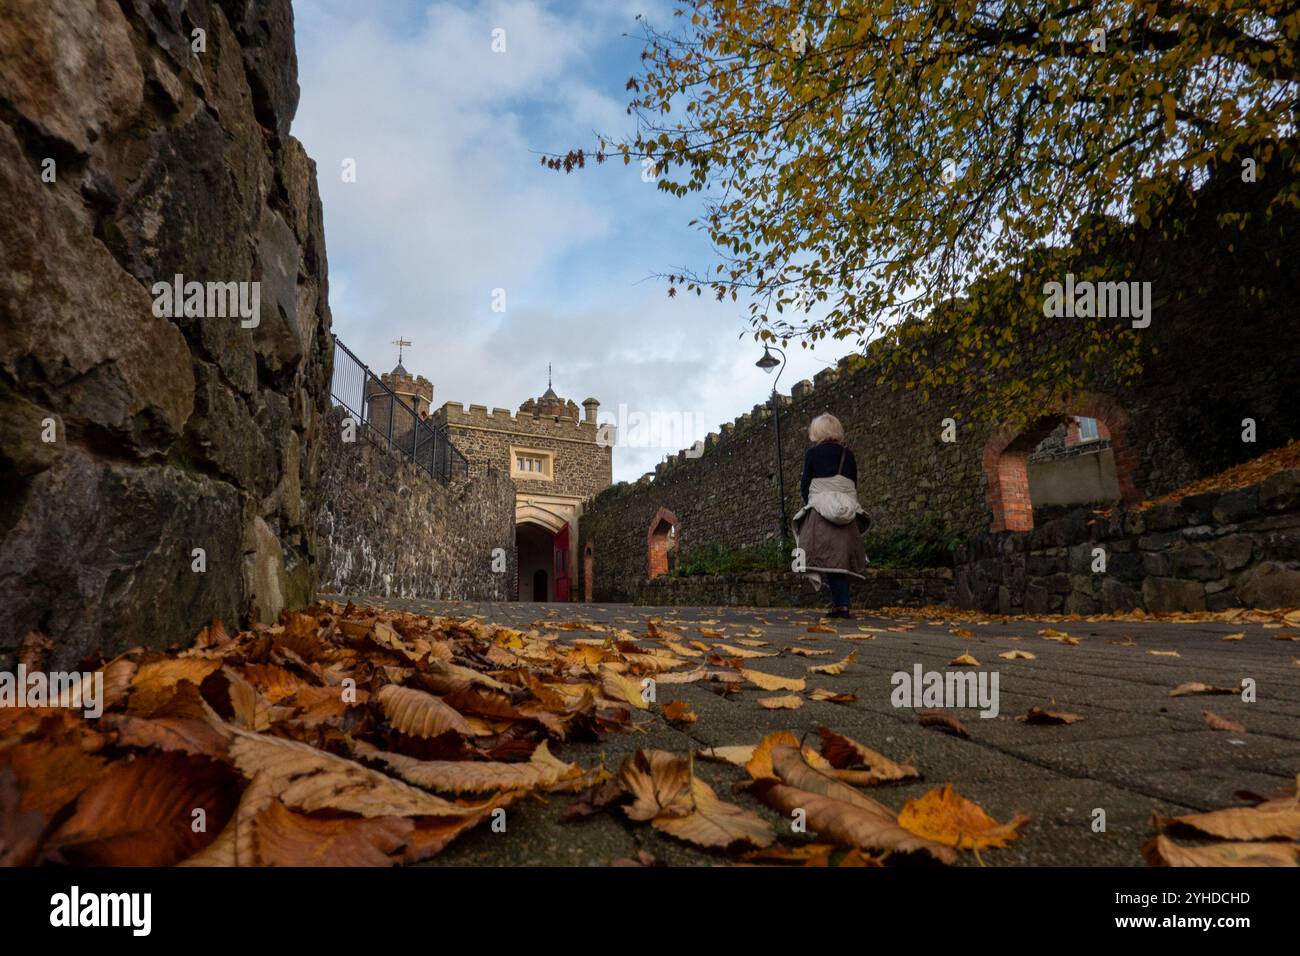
[330,596,1300,866]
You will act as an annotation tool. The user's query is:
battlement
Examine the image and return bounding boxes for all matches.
[436,401,601,436]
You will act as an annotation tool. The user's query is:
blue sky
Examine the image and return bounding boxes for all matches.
[291,0,856,481]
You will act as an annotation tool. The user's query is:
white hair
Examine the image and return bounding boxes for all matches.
[808,413,844,443]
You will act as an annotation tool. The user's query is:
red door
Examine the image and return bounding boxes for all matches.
[553,524,571,602]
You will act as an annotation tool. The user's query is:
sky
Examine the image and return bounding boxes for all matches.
[290,0,857,482]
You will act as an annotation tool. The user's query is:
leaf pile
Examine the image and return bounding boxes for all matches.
[0,601,667,866]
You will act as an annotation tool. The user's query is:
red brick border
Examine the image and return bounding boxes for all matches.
[982,392,1140,532]
[646,507,680,579]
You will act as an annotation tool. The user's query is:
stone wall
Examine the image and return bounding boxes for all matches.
[635,568,955,610]
[955,469,1300,614]
[580,170,1299,603]
[0,1,332,666]
[316,408,517,601]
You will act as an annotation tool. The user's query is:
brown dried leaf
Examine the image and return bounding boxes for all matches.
[817,728,919,784]
[1142,834,1298,867]
[376,684,483,738]
[809,651,857,675]
[45,752,239,866]
[918,709,971,739]
[1016,708,1084,725]
[1204,710,1246,733]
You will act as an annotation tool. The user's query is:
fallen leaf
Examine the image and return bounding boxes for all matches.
[1142,834,1298,867]
[599,666,653,710]
[809,651,857,675]
[618,749,693,821]
[744,731,801,780]
[748,750,955,863]
[897,784,1029,850]
[1155,802,1300,841]
[758,695,804,710]
[229,731,487,818]
[240,799,410,866]
[44,752,239,866]
[354,741,581,794]
[918,710,971,739]
[816,728,919,785]
[741,668,806,692]
[808,688,857,703]
[653,775,775,850]
[1204,710,1246,733]
[662,700,698,724]
[1016,708,1084,725]
[998,651,1036,660]
[1169,682,1237,697]
[948,653,980,667]
[715,643,776,659]
[376,684,483,738]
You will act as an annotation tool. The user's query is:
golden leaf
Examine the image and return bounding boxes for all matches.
[897,784,1029,850]
[809,651,857,675]
[741,668,806,692]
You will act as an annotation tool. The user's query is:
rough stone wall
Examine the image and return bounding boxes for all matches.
[956,469,1300,614]
[0,1,332,666]
[435,403,613,499]
[635,568,955,610]
[316,409,517,601]
[580,171,1299,603]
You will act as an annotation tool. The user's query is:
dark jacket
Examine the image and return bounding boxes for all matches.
[800,440,857,503]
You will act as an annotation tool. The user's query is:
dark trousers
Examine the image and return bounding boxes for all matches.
[826,573,850,608]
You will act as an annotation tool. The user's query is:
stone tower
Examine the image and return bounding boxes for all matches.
[366,361,433,434]
[433,372,613,602]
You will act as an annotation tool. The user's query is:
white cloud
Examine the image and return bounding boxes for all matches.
[291,0,857,482]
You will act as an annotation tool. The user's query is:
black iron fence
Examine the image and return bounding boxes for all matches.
[329,335,468,483]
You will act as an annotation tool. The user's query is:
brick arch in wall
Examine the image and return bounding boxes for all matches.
[646,507,680,579]
[982,391,1141,532]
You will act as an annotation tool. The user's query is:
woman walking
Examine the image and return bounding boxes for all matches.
[792,413,870,618]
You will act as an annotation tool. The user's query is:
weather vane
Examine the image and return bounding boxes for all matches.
[393,338,412,365]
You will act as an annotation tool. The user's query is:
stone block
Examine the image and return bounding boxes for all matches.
[1236,561,1300,610]
[1141,577,1206,613]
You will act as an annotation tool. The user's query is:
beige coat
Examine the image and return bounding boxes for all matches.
[792,474,871,582]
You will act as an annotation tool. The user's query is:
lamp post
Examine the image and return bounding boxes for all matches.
[756,344,789,545]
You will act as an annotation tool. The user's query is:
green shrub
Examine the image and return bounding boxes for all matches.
[670,539,787,577]
[667,517,959,577]
[862,516,961,569]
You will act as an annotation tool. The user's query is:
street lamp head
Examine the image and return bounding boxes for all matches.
[755,346,780,373]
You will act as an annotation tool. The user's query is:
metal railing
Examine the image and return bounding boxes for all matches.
[329,335,469,483]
